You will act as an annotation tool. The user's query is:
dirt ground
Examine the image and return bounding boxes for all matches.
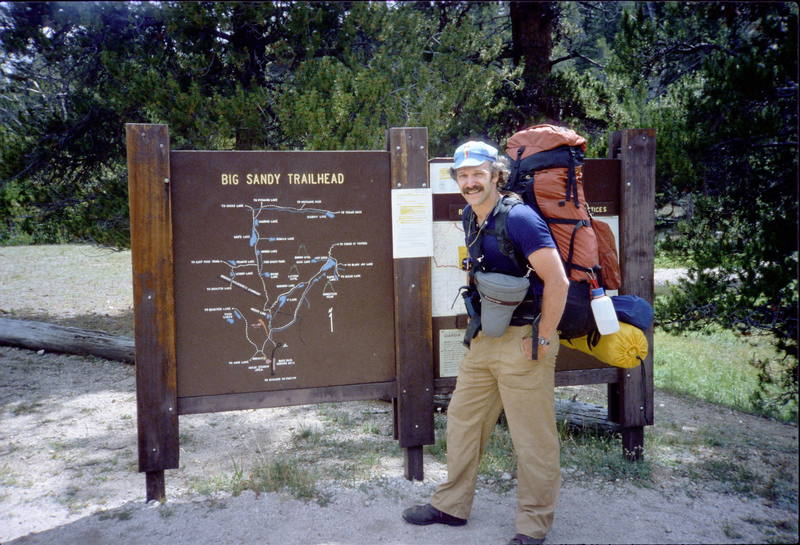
[1,245,798,545]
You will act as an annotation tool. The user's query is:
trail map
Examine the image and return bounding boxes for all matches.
[170,151,395,398]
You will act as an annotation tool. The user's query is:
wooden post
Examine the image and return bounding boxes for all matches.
[126,124,180,501]
[609,129,656,460]
[388,127,435,480]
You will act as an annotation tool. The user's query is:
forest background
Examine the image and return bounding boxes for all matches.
[0,1,797,415]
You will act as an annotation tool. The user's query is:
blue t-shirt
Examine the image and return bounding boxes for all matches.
[466,199,556,295]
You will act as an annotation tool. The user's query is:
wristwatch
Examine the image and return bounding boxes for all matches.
[537,337,551,346]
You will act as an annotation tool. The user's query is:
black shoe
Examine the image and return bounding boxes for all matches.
[402,503,467,526]
[507,534,545,545]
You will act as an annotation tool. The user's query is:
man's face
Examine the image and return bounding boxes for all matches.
[455,162,498,209]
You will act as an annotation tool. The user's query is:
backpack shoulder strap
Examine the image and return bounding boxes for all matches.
[486,196,531,276]
[491,196,519,259]
[461,204,475,232]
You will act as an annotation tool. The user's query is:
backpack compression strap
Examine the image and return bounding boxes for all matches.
[505,145,584,208]
[546,217,597,279]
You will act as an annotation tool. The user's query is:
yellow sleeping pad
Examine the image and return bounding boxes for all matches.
[560,322,648,368]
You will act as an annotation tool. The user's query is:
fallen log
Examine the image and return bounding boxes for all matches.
[555,398,621,434]
[0,317,135,364]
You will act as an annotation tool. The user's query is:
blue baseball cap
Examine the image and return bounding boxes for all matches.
[453,141,498,169]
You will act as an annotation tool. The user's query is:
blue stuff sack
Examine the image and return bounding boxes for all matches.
[611,295,654,331]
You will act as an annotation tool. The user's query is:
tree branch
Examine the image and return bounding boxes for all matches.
[550,52,605,69]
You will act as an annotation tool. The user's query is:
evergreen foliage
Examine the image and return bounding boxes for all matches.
[1,1,796,407]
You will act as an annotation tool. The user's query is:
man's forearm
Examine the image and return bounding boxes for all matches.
[537,279,568,340]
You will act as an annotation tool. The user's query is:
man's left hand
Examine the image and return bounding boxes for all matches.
[522,335,550,361]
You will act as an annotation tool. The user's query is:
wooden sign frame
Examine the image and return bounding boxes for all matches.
[126,125,433,501]
[127,125,653,502]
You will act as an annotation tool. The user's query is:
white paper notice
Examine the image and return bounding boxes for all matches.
[429,161,458,194]
[600,215,620,297]
[391,188,433,259]
[439,329,467,377]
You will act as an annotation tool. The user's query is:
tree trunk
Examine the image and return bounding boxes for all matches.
[0,317,135,363]
[510,1,558,84]
[510,1,560,120]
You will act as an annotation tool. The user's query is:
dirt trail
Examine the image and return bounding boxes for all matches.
[0,245,797,544]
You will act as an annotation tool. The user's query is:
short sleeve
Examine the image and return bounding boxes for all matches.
[506,204,556,258]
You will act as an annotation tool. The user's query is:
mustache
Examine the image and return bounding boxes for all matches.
[461,184,484,195]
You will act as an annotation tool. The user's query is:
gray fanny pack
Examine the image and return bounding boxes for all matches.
[474,271,530,337]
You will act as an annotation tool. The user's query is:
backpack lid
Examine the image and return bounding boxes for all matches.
[506,124,587,161]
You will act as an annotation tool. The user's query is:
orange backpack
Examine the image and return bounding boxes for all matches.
[505,124,620,290]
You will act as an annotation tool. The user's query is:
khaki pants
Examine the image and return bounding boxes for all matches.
[431,325,560,539]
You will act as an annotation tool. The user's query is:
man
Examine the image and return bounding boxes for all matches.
[402,141,569,545]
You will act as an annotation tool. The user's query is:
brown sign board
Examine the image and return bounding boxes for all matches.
[169,151,396,398]
[582,159,620,216]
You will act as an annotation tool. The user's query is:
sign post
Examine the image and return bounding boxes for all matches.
[609,129,656,459]
[125,125,179,502]
[388,127,435,480]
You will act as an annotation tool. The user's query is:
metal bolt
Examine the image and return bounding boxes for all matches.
[396,146,401,150]
[640,275,645,280]
[419,145,424,150]
[163,177,169,184]
[147,294,153,300]
[411,283,416,289]
[626,373,631,378]
[626,182,632,187]
[415,424,419,429]
[640,406,645,410]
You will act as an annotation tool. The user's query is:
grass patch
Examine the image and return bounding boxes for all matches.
[0,464,18,486]
[559,423,654,485]
[11,401,44,416]
[428,414,655,492]
[686,459,760,496]
[654,252,691,269]
[425,411,448,462]
[653,327,796,422]
[192,404,400,504]
[97,508,134,521]
[246,458,329,504]
[741,516,799,544]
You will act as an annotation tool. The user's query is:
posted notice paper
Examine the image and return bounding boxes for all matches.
[391,188,433,259]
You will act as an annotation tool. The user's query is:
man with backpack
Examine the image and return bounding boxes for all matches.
[402,141,569,545]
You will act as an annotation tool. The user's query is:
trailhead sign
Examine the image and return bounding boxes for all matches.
[169,151,395,398]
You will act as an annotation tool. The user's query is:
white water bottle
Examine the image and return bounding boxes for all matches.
[590,287,620,335]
